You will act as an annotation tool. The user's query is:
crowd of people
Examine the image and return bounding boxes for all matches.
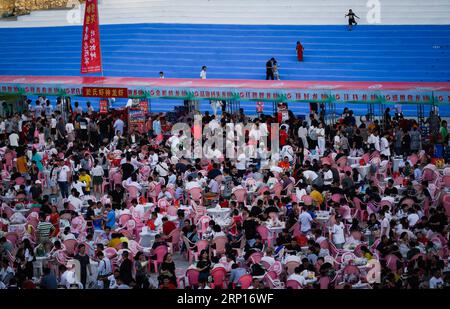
[0,96,449,289]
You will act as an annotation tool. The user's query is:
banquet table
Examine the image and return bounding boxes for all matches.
[206,207,231,221]
[8,223,26,233]
[142,203,154,213]
[347,156,362,166]
[139,230,159,248]
[392,156,403,173]
[351,164,371,179]
[14,208,31,216]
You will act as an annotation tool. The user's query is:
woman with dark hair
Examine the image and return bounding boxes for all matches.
[158,253,177,287]
[134,251,149,289]
[196,250,211,288]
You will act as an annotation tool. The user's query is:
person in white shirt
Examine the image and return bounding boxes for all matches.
[429,269,444,289]
[200,66,207,79]
[60,227,76,241]
[407,209,420,227]
[185,176,201,191]
[155,159,169,177]
[367,131,380,152]
[97,251,113,289]
[65,122,75,141]
[330,216,346,248]
[302,170,318,183]
[8,132,19,148]
[380,211,391,239]
[299,208,314,234]
[323,165,333,186]
[287,267,307,286]
[380,133,390,157]
[71,178,86,197]
[133,202,146,218]
[316,123,326,155]
[297,122,309,149]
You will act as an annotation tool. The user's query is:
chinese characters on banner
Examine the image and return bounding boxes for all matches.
[140,99,149,114]
[99,99,108,114]
[81,0,102,74]
[82,87,128,98]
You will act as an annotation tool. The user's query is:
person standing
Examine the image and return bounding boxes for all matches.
[200,66,207,79]
[265,58,275,80]
[74,244,92,289]
[345,9,360,31]
[296,41,304,61]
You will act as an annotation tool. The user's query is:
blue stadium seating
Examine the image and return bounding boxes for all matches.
[0,23,449,116]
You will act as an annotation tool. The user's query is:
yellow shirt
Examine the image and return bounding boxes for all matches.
[17,156,28,174]
[79,174,92,192]
[310,190,323,205]
[108,237,122,248]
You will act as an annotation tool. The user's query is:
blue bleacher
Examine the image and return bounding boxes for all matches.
[0,24,449,116]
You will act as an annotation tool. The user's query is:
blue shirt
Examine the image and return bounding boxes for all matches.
[230,268,247,283]
[153,120,161,135]
[106,210,116,229]
[307,210,317,219]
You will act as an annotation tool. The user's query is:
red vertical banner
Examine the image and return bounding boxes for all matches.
[99,99,108,114]
[140,99,149,114]
[81,0,102,74]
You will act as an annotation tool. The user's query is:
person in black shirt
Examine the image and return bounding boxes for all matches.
[243,217,259,241]
[121,154,135,180]
[119,251,133,285]
[265,58,276,80]
[74,244,92,289]
[383,179,398,196]
[196,250,211,287]
[298,258,316,273]
[353,129,363,149]
[345,9,360,31]
[158,253,177,286]
[285,238,302,254]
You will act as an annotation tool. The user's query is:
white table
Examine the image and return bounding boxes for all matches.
[142,203,154,213]
[348,156,362,166]
[8,223,26,233]
[266,222,285,247]
[206,207,231,221]
[139,230,158,248]
[15,208,31,216]
[351,164,371,179]
[316,211,330,223]
[392,157,403,173]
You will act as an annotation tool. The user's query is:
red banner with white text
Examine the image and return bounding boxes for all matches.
[81,0,102,74]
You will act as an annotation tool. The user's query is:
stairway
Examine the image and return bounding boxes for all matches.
[1,0,449,28]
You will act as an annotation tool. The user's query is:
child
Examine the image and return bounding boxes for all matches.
[273,64,280,80]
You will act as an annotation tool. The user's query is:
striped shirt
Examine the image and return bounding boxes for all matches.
[37,221,54,240]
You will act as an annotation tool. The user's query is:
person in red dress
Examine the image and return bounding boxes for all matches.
[296,41,304,61]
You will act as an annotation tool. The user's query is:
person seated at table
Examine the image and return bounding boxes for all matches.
[244,235,264,260]
[298,257,316,273]
[384,179,398,196]
[149,234,168,260]
[158,253,177,287]
[202,219,216,240]
[211,224,226,239]
[228,263,247,288]
[402,161,412,178]
[161,217,177,241]
[107,233,122,249]
[285,238,302,254]
[309,184,324,207]
[277,228,293,246]
[288,266,308,286]
[158,185,173,201]
[60,226,76,241]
